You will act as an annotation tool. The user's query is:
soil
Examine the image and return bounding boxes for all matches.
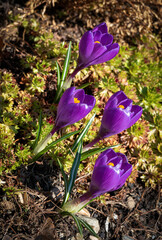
[0,0,161,239]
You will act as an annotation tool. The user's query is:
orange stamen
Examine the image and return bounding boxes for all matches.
[118,105,125,109]
[108,162,114,167]
[74,98,80,103]
[95,41,100,44]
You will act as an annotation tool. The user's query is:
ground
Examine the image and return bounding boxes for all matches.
[0,0,161,239]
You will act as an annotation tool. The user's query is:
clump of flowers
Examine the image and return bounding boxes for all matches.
[5,22,142,237]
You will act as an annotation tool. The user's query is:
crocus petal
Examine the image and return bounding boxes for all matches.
[83,94,96,107]
[99,108,130,137]
[79,31,94,62]
[57,87,76,116]
[55,103,93,129]
[105,91,127,110]
[101,33,113,46]
[105,148,118,162]
[89,43,120,66]
[93,30,102,42]
[127,105,143,128]
[74,89,85,102]
[92,22,108,34]
[85,43,107,66]
[96,91,143,139]
[119,99,132,110]
[115,165,132,189]
[94,154,108,168]
[90,166,120,197]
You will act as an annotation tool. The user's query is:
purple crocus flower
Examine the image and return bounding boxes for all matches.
[62,149,132,213]
[53,86,96,131]
[34,87,96,154]
[83,91,143,151]
[86,149,132,198]
[64,23,119,88]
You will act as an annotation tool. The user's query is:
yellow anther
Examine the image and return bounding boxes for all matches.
[118,105,125,109]
[95,41,100,44]
[108,162,114,167]
[74,98,80,104]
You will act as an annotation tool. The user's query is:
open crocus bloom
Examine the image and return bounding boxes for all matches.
[98,91,143,138]
[83,91,143,151]
[62,149,132,214]
[54,87,96,131]
[70,22,120,79]
[33,87,95,154]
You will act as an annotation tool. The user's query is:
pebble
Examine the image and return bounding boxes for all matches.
[89,235,98,240]
[2,236,12,240]
[78,215,100,233]
[122,236,134,240]
[127,196,136,210]
[76,233,83,240]
[78,208,91,217]
[105,213,118,233]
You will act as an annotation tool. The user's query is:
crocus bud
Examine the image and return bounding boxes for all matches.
[62,149,132,214]
[65,22,120,86]
[34,87,96,154]
[83,91,143,151]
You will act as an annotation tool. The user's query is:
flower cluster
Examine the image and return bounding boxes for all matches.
[33,23,143,217]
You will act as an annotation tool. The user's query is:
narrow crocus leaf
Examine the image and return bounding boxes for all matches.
[64,142,82,204]
[55,42,72,101]
[61,41,72,86]
[81,145,120,161]
[78,82,92,89]
[62,211,83,236]
[31,130,80,162]
[56,61,61,89]
[31,110,42,150]
[70,113,96,153]
[78,217,99,238]
[58,159,68,204]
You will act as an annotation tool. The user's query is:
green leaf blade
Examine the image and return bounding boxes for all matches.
[58,159,68,202]
[64,142,82,204]
[32,110,42,150]
[31,130,80,162]
[81,145,120,161]
[61,41,72,86]
[56,61,61,88]
[70,113,96,153]
[61,211,83,236]
[78,217,99,238]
